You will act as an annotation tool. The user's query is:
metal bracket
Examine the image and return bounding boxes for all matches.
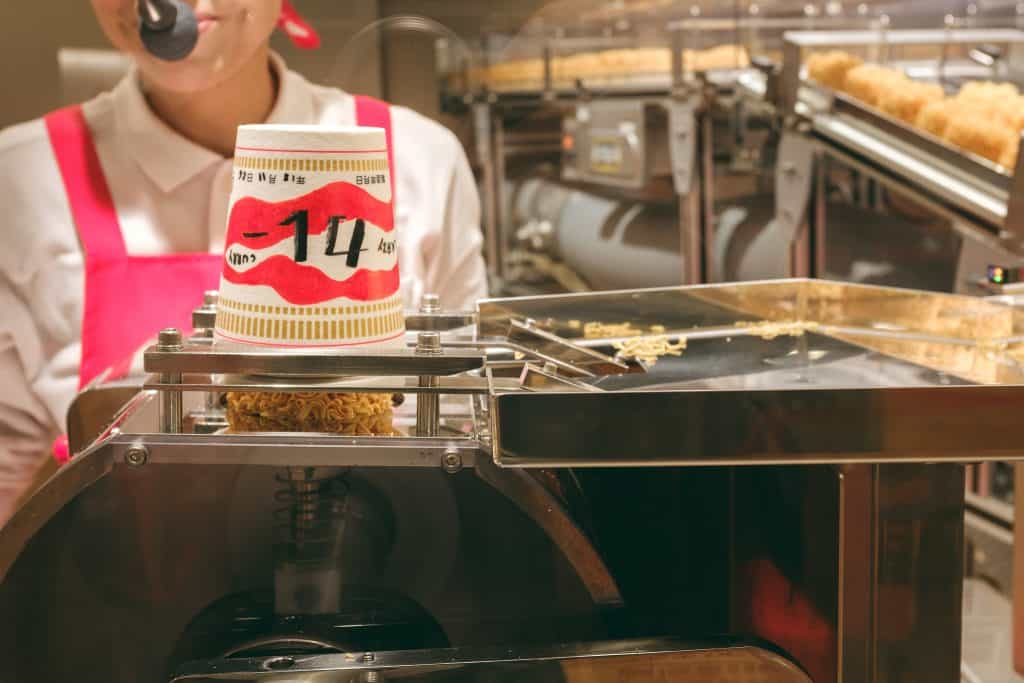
[405,311,477,332]
[144,342,485,377]
[667,95,700,195]
[774,129,817,249]
[507,319,629,376]
[1003,131,1024,256]
[519,362,604,392]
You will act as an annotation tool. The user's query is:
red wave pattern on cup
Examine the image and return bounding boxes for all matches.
[223,180,397,305]
[226,180,394,251]
[224,260,399,305]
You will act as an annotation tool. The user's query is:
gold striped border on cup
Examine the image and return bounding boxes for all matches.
[215,293,404,345]
[235,156,389,173]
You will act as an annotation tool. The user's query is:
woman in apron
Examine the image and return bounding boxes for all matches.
[0,0,488,524]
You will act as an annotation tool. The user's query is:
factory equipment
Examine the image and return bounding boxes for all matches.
[758,26,1024,294]
[3,280,1024,681]
[449,3,1024,297]
[452,3,848,294]
[750,28,1024,608]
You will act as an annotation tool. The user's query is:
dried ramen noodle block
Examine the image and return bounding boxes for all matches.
[957,81,1020,103]
[805,50,863,91]
[915,99,960,138]
[841,64,907,107]
[877,81,945,125]
[943,114,1018,167]
[226,391,396,435]
[687,44,750,71]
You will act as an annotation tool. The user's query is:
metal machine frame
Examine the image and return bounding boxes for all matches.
[773,28,1024,286]
[4,280,1024,681]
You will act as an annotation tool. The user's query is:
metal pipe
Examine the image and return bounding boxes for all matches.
[700,104,715,283]
[670,27,685,93]
[813,153,827,278]
[157,328,183,434]
[494,111,509,285]
[415,331,442,437]
[473,103,501,291]
[940,14,955,87]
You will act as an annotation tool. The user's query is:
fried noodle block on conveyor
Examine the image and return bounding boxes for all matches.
[688,44,750,71]
[805,50,863,91]
[956,83,1024,128]
[841,64,908,107]
[957,81,1020,103]
[916,98,959,138]
[878,81,945,125]
[942,105,1019,167]
[225,391,396,435]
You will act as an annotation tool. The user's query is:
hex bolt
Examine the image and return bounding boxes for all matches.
[443,449,463,474]
[203,290,219,308]
[420,293,441,314]
[416,331,442,355]
[362,653,375,663]
[157,327,183,351]
[542,362,559,375]
[125,446,149,467]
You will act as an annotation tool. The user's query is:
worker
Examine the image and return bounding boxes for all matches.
[0,0,488,525]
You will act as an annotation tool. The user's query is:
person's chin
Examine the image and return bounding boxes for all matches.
[141,62,226,95]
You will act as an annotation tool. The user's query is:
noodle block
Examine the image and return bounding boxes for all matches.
[225,391,395,434]
[878,81,945,124]
[943,112,1018,166]
[806,50,863,91]
[841,64,908,107]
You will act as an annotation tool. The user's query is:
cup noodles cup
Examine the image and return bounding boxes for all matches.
[215,124,404,348]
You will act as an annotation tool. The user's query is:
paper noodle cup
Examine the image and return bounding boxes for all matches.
[215,124,404,348]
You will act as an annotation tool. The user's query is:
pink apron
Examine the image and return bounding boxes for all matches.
[45,95,395,462]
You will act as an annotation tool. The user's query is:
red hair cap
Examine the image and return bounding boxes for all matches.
[277,0,320,49]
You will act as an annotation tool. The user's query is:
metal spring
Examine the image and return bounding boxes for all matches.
[273,467,350,563]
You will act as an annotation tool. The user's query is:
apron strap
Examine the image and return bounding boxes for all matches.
[43,105,127,260]
[353,95,396,204]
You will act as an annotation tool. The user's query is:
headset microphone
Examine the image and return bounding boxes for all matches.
[138,0,198,62]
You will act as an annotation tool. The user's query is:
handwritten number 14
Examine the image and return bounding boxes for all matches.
[279,210,367,267]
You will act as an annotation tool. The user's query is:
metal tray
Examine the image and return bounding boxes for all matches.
[479,279,1024,466]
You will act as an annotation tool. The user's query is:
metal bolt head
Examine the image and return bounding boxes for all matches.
[362,653,375,663]
[125,447,149,467]
[416,331,443,354]
[542,362,559,375]
[157,328,183,350]
[203,290,219,307]
[420,293,441,314]
[443,449,462,474]
[262,656,295,671]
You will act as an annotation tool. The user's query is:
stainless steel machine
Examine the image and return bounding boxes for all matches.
[449,3,1024,296]
[3,280,1023,682]
[754,26,1024,292]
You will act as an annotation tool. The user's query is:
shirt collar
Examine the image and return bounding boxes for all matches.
[113,52,315,193]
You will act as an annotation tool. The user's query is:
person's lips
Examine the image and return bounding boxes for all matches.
[195,12,221,33]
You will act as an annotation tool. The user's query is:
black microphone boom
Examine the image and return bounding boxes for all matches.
[138,0,198,62]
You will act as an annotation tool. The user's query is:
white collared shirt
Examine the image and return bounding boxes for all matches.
[0,54,487,522]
